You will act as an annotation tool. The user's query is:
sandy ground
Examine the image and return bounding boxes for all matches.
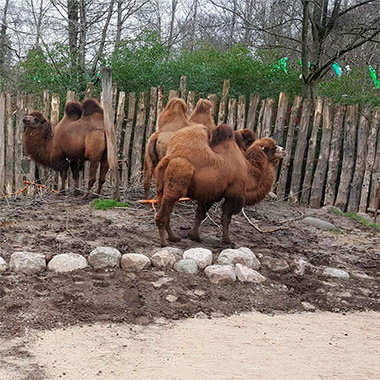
[1,311,379,380]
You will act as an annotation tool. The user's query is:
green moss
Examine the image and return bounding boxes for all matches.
[329,208,379,229]
[91,199,131,210]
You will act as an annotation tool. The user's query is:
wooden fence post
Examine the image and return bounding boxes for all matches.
[335,105,358,210]
[187,91,196,114]
[85,82,95,99]
[237,95,246,130]
[130,92,147,184]
[347,106,370,212]
[207,94,218,120]
[218,80,230,124]
[5,93,14,194]
[146,87,158,138]
[369,126,380,210]
[261,98,276,137]
[66,90,76,103]
[115,91,126,155]
[121,92,136,187]
[156,86,165,129]
[180,75,187,101]
[309,99,333,208]
[246,94,260,132]
[168,90,178,100]
[273,92,289,145]
[323,105,346,205]
[102,67,120,200]
[43,90,50,117]
[226,98,237,129]
[15,96,25,191]
[359,108,380,213]
[276,95,302,199]
[288,98,312,204]
[50,94,60,127]
[0,93,5,195]
[301,96,323,204]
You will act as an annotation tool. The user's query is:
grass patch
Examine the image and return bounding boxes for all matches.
[91,199,131,210]
[329,208,380,229]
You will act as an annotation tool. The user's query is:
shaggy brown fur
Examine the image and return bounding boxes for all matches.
[154,124,285,246]
[234,129,257,152]
[189,99,216,131]
[143,98,190,198]
[23,99,108,196]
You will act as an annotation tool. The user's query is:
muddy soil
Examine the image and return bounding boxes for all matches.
[0,189,379,342]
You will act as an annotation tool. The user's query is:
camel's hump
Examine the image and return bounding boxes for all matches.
[82,98,104,117]
[65,102,83,118]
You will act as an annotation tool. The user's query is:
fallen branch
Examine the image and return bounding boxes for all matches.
[241,208,289,233]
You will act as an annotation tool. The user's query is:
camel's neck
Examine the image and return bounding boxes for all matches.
[245,147,276,205]
[23,125,53,167]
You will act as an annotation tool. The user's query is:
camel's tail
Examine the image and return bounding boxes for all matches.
[65,101,83,120]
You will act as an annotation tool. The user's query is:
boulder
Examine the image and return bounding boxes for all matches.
[217,247,260,269]
[183,248,213,269]
[121,253,151,271]
[88,247,121,269]
[47,253,88,272]
[204,265,236,284]
[9,251,46,274]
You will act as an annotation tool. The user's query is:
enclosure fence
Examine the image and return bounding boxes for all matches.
[0,76,379,215]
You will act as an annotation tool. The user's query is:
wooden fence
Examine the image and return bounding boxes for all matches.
[0,77,379,215]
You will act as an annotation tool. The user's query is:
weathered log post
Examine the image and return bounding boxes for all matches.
[102,67,120,200]
[323,105,346,206]
[0,93,5,195]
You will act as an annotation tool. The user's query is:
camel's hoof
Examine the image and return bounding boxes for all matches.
[185,232,201,242]
[168,236,181,243]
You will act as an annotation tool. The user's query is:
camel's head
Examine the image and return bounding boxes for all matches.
[23,111,48,130]
[235,129,256,152]
[254,137,286,164]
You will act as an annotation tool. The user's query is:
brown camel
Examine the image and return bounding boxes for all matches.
[23,99,108,196]
[189,99,216,131]
[154,124,285,246]
[143,98,190,198]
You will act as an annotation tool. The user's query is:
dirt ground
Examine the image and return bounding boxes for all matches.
[0,189,379,379]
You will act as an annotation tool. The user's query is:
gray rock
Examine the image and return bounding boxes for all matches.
[235,263,266,283]
[174,259,198,274]
[301,302,316,311]
[293,259,308,276]
[9,251,46,274]
[152,247,183,261]
[217,247,260,269]
[183,248,213,269]
[302,217,336,230]
[204,265,236,284]
[121,253,151,271]
[47,253,88,272]
[0,256,8,272]
[165,295,178,303]
[261,256,290,273]
[151,251,176,269]
[151,277,172,288]
[88,247,121,269]
[323,267,350,280]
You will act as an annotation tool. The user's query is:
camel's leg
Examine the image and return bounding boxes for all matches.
[97,154,109,194]
[155,197,180,246]
[70,160,81,195]
[51,152,70,194]
[85,160,100,197]
[187,201,214,241]
[143,155,154,200]
[221,197,244,245]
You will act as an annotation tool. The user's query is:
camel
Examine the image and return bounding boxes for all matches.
[234,129,257,152]
[154,124,285,246]
[23,98,108,196]
[143,98,190,198]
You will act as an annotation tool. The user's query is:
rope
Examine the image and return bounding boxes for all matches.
[0,180,58,200]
